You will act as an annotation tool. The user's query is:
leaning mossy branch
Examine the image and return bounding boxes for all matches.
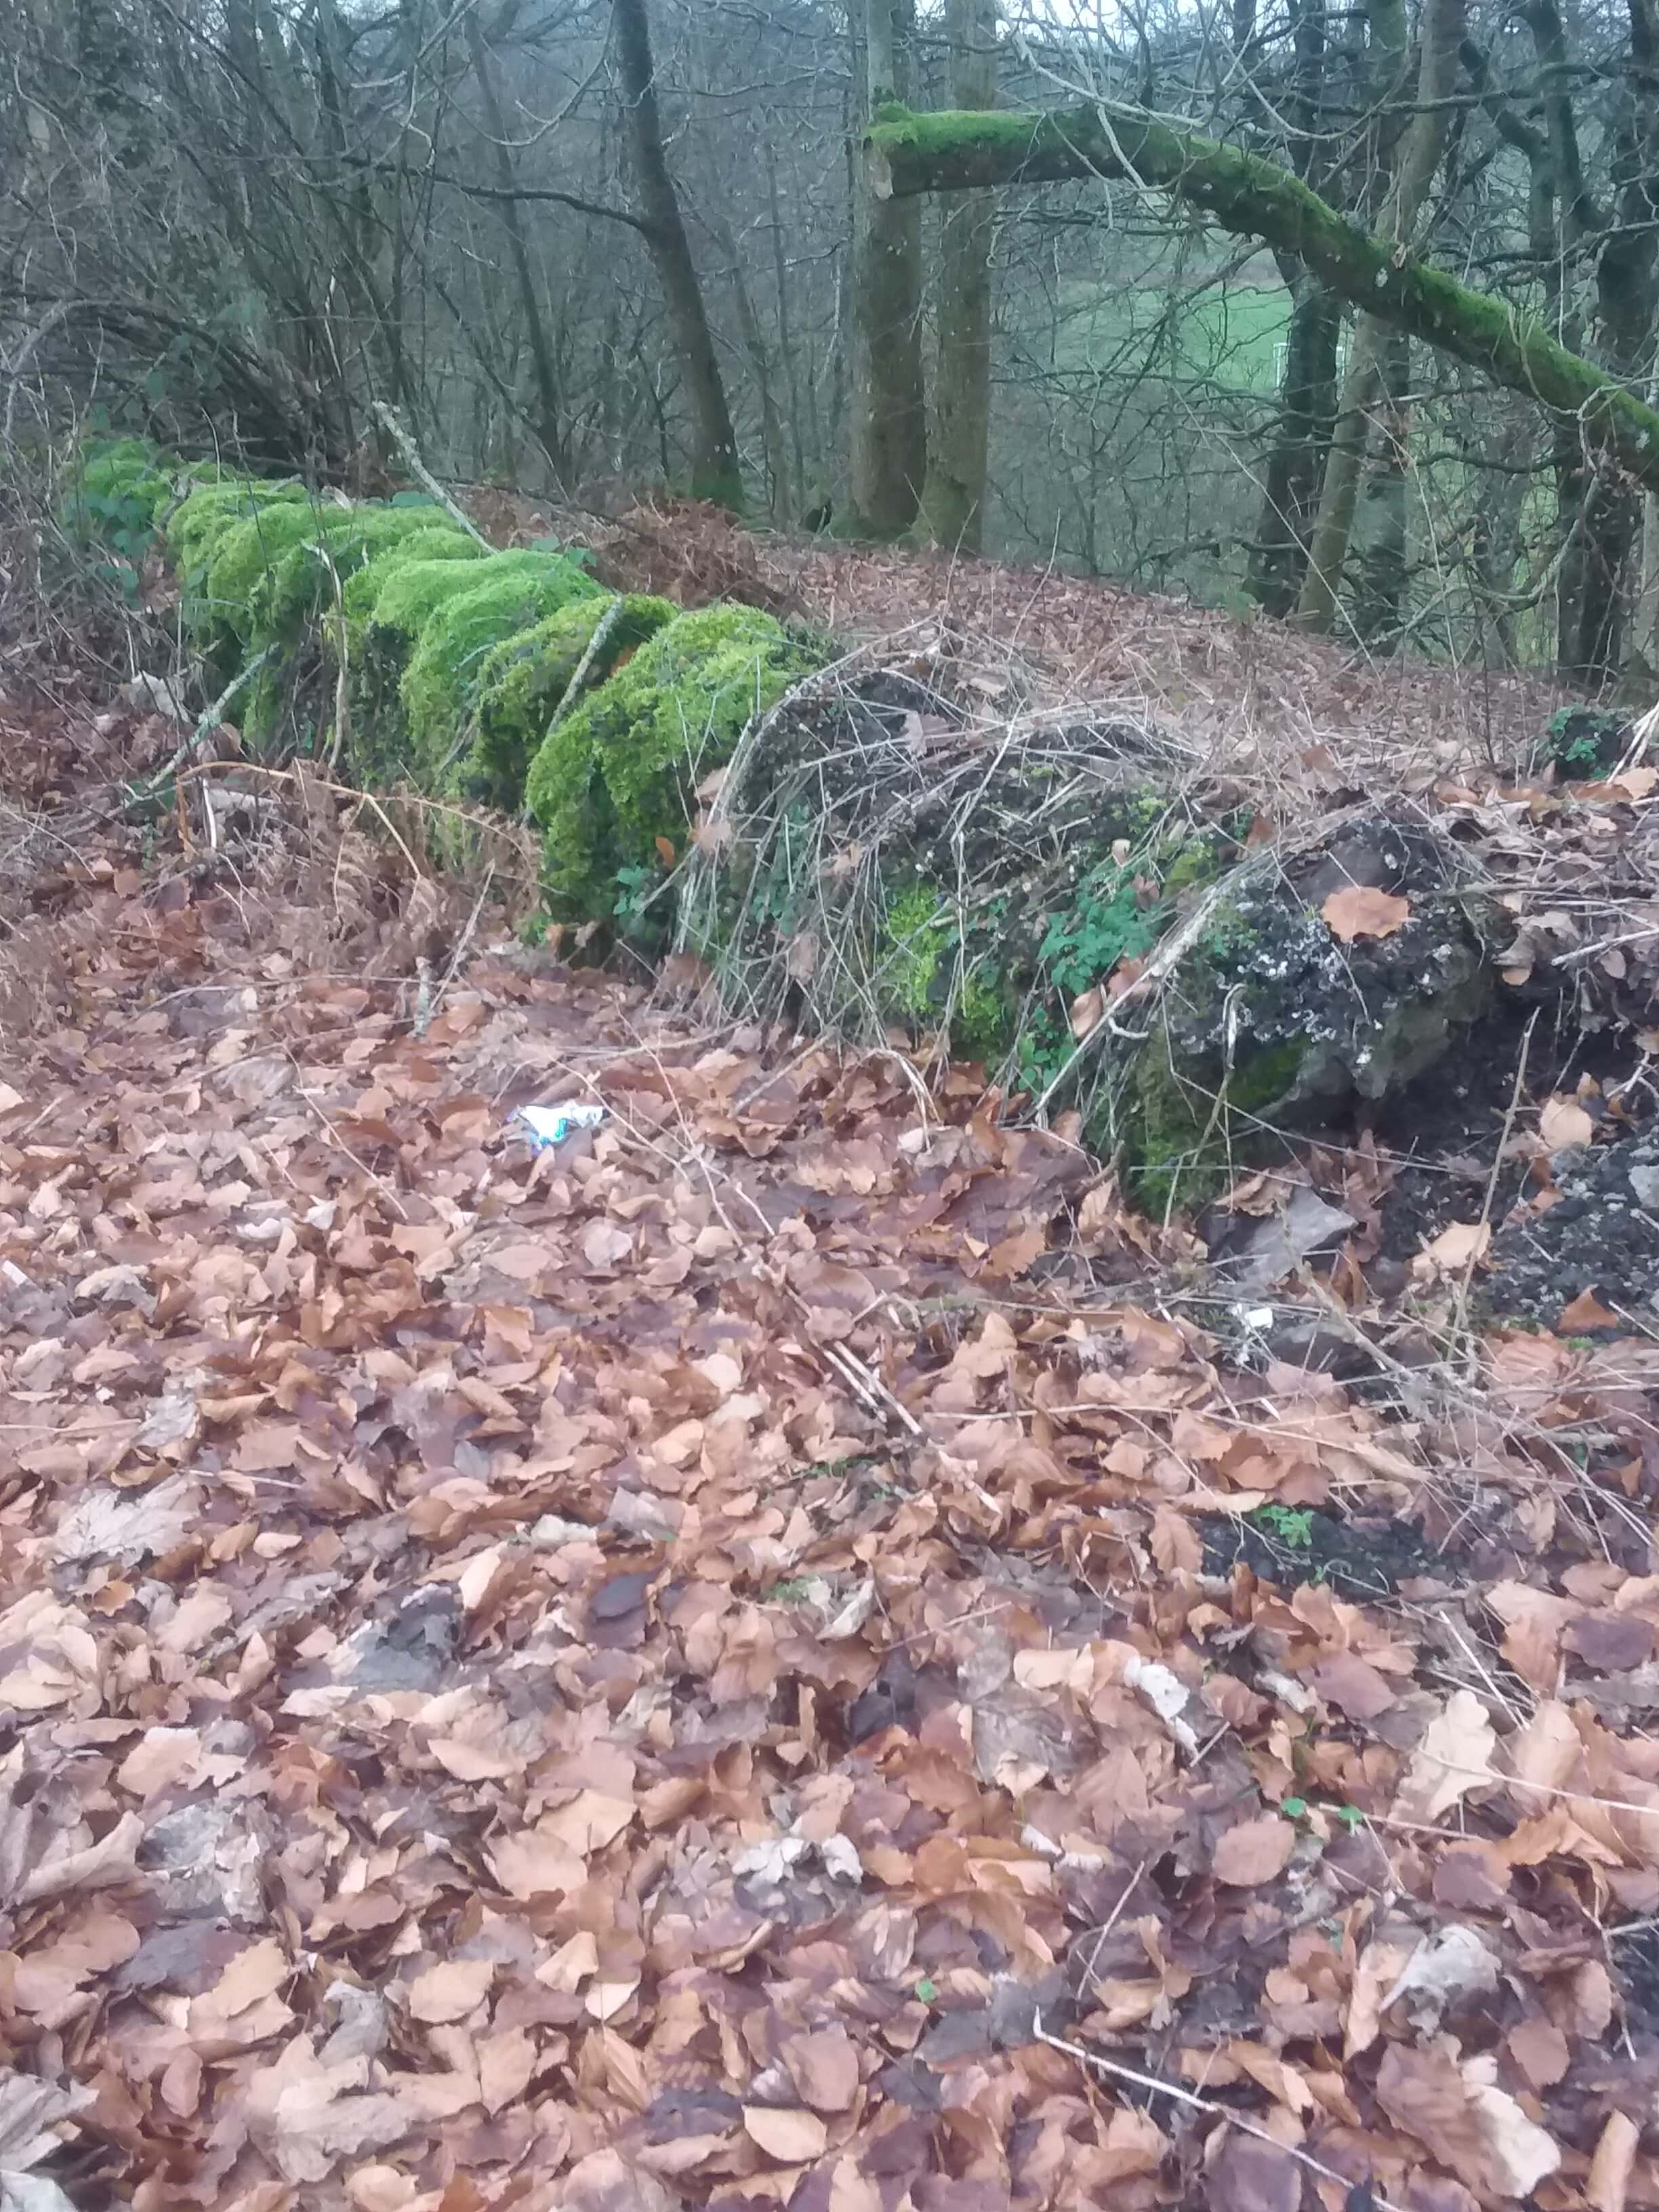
[865,102,1659,494]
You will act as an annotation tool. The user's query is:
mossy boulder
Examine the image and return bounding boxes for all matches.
[398,552,605,783]
[342,529,483,637]
[459,593,676,811]
[527,603,828,926]
[1120,811,1504,1210]
[676,672,1236,1063]
[166,476,310,588]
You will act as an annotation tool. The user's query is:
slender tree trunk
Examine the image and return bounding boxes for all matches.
[1296,0,1464,631]
[1250,276,1341,615]
[718,213,793,519]
[1355,325,1411,640]
[462,7,570,486]
[850,0,926,537]
[916,0,996,552]
[611,0,742,508]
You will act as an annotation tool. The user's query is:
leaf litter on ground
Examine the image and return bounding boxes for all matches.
[2,626,1659,2212]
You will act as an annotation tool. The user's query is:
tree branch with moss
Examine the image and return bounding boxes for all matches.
[865,102,1659,496]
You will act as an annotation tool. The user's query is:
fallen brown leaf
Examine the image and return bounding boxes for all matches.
[1321,885,1411,941]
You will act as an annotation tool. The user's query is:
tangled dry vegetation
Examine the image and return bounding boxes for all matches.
[6,483,1659,2212]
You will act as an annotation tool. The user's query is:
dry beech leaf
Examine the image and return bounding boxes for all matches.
[742,2106,829,2162]
[1211,1814,1296,1887]
[1557,1286,1621,1334]
[1395,1688,1496,1823]
[1206,2131,1299,2212]
[783,2027,861,2114]
[1069,987,1103,1039]
[406,1958,493,2023]
[1417,1218,1490,1273]
[1540,1094,1595,1151]
[1321,885,1411,941]
[1507,2013,1570,2091]
[1588,2110,1639,2212]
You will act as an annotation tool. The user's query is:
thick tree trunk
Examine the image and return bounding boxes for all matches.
[850,0,927,537]
[463,9,570,486]
[1249,277,1341,616]
[612,0,742,509]
[864,104,1659,497]
[916,0,996,552]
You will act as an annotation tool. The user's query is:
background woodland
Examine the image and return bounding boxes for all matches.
[7,0,1659,682]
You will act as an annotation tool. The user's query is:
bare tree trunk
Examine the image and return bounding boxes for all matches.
[462,7,570,487]
[850,0,926,537]
[1355,325,1411,640]
[1295,0,1464,632]
[612,0,742,509]
[916,0,996,552]
[718,213,793,519]
[1249,275,1341,615]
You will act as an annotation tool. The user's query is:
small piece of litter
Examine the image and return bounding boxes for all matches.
[516,1101,607,1149]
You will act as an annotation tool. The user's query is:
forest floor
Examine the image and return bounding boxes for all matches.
[0,548,1657,2212]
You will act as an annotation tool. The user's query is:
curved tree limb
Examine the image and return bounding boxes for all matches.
[865,102,1659,493]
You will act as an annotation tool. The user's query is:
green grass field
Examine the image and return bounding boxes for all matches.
[1052,279,1294,392]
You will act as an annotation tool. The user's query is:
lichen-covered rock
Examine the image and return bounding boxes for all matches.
[1123,810,1503,1209]
[1483,1124,1659,1326]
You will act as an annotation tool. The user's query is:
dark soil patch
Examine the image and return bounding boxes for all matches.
[1611,1923,1659,2034]
[1200,1506,1450,1597]
[1364,1012,1536,1265]
[1361,1008,1643,1269]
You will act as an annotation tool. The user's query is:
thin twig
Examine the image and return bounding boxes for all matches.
[369,401,490,548]
[1031,2013,1403,2212]
[1450,1005,1538,1354]
[122,644,278,811]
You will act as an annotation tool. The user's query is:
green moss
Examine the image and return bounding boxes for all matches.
[399,552,605,781]
[882,884,948,1015]
[166,476,308,584]
[363,546,544,642]
[1123,1036,1305,1214]
[342,529,482,634]
[954,968,1016,1061]
[527,603,827,924]
[256,507,455,644]
[458,593,676,811]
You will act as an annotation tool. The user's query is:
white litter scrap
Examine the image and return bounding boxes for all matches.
[516,1101,607,1151]
[1123,1652,1200,1753]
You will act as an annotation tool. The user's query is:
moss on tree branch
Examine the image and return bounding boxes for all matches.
[865,101,1659,492]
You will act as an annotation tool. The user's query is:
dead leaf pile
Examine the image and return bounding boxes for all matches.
[1,693,1659,2212]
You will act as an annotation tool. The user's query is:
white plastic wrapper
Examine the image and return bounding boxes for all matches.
[516,1101,607,1150]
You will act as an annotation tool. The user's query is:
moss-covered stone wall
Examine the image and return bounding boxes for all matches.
[68,438,826,939]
